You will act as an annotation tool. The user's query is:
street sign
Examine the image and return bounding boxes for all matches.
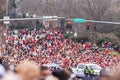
[33,14,36,18]
[74,18,86,23]
[74,32,77,37]
[26,13,30,17]
[3,16,10,24]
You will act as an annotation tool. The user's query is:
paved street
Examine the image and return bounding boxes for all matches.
[76,76,99,80]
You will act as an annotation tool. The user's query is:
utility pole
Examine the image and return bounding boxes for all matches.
[15,0,18,15]
[6,0,9,16]
[15,0,20,13]
[94,26,97,43]
[5,0,9,31]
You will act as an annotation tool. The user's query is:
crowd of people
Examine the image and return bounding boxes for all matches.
[0,28,118,80]
[0,59,120,80]
[0,60,71,80]
[0,29,119,69]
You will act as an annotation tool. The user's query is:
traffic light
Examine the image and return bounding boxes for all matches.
[60,19,65,29]
[23,13,26,18]
[66,21,72,30]
[86,23,90,30]
[30,13,33,18]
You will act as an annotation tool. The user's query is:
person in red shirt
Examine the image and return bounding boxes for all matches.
[34,39,38,45]
[105,49,110,54]
[58,33,63,38]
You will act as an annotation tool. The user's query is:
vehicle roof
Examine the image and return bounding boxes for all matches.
[49,64,59,67]
[78,63,85,65]
[78,63,99,66]
[77,63,102,69]
[86,63,98,66]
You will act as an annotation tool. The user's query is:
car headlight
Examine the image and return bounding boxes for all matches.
[94,72,100,75]
[71,74,76,78]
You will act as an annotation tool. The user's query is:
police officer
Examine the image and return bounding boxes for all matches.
[84,66,90,78]
[90,67,95,79]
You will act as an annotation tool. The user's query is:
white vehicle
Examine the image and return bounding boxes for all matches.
[48,63,62,71]
[72,63,102,78]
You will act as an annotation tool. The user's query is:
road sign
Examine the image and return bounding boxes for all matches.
[33,14,36,18]
[74,32,77,37]
[3,16,10,24]
[74,18,86,23]
[26,13,30,17]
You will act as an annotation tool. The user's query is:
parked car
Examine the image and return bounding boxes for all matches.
[72,63,102,78]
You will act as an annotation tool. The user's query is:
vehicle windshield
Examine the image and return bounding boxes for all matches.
[88,64,101,70]
[78,64,85,69]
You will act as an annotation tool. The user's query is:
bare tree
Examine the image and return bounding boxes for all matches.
[76,0,115,32]
[0,0,6,18]
[79,0,111,20]
[8,0,119,33]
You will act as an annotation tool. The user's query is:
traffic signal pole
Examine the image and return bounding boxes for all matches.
[86,20,120,25]
[6,0,9,16]
[71,18,120,43]
[5,0,9,42]
[1,17,120,25]
[70,18,120,25]
[0,17,64,22]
